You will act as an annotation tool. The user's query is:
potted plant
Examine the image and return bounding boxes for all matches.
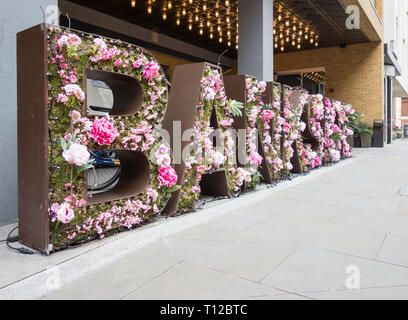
[346,112,361,148]
[359,121,373,148]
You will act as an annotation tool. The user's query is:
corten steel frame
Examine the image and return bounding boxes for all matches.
[223,75,272,186]
[161,62,231,215]
[18,24,49,251]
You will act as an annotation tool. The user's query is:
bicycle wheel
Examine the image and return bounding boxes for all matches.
[87,167,121,192]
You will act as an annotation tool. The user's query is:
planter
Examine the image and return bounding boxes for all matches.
[360,132,372,148]
[354,135,361,148]
[346,135,354,148]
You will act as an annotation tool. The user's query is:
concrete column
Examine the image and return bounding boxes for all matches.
[0,0,58,226]
[238,0,274,81]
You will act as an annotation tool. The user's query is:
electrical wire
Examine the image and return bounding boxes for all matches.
[5,226,38,255]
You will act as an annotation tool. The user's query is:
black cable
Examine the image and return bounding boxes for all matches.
[5,226,38,255]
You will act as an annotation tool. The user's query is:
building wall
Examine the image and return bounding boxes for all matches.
[274,41,384,125]
[0,0,58,226]
[384,0,408,97]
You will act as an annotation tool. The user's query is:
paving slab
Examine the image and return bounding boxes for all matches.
[44,240,182,300]
[161,237,298,282]
[377,232,408,267]
[122,261,286,300]
[262,246,408,293]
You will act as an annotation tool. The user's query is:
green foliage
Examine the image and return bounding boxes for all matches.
[347,112,373,136]
[229,99,244,117]
[167,185,182,193]
[250,170,262,190]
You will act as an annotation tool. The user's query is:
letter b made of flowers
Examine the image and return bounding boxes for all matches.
[47,26,179,249]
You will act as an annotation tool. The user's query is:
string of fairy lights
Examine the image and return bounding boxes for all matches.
[131,0,239,50]
[273,1,319,51]
[129,0,319,52]
[303,72,325,85]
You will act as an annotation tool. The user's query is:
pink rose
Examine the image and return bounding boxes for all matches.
[89,118,119,146]
[142,62,160,80]
[261,110,274,121]
[62,143,90,167]
[158,166,178,188]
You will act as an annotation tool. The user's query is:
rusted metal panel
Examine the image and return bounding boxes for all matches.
[17,24,49,252]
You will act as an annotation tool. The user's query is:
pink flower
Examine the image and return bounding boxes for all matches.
[133,59,143,68]
[158,166,178,188]
[57,35,68,48]
[63,84,85,100]
[147,188,158,202]
[56,93,68,104]
[89,118,119,146]
[249,152,263,166]
[56,202,75,224]
[75,199,87,208]
[67,34,81,48]
[332,124,340,133]
[191,186,201,194]
[93,38,107,49]
[62,143,90,166]
[71,110,81,123]
[261,110,274,121]
[114,58,123,67]
[142,62,160,80]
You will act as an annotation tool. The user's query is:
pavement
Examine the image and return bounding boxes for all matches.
[1,140,408,300]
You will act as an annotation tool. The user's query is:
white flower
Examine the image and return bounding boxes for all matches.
[94,38,107,49]
[212,151,225,168]
[62,143,90,167]
[155,144,171,167]
[56,203,75,224]
[205,87,216,100]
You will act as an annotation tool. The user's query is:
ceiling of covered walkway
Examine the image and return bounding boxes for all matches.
[66,0,372,59]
